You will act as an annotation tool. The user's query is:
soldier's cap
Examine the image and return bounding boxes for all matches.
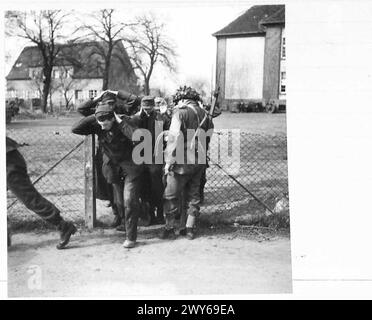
[101,92,117,104]
[95,103,114,117]
[141,96,155,108]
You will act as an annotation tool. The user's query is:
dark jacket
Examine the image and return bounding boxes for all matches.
[71,115,139,164]
[131,109,171,163]
[6,137,19,154]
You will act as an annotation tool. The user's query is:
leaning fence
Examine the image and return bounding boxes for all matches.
[6,125,288,230]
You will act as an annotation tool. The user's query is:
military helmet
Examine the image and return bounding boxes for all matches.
[173,85,201,104]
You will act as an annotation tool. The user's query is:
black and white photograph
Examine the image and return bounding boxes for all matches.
[4,1,292,297]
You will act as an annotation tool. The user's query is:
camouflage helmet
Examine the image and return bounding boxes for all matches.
[173,85,201,104]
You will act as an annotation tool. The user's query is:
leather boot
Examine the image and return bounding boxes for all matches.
[57,220,77,250]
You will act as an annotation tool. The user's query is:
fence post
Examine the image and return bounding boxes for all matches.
[84,135,96,229]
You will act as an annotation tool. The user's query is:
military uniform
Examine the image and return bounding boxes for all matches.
[161,87,211,240]
[77,93,133,227]
[130,95,171,224]
[6,137,76,249]
[72,104,143,244]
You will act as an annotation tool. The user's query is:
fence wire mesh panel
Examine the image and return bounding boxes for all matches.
[6,127,85,229]
[203,130,288,220]
[6,126,288,229]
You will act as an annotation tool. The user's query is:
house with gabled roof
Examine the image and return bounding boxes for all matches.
[6,41,139,110]
[213,4,285,112]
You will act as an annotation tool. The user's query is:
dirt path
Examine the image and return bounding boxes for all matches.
[8,226,292,297]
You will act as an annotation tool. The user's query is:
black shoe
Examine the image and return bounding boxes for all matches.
[156,216,166,225]
[160,228,177,240]
[110,215,122,228]
[149,215,158,226]
[57,221,77,250]
[186,227,196,240]
[179,228,187,236]
[116,223,126,232]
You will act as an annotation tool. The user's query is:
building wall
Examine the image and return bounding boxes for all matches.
[6,79,38,108]
[262,26,282,101]
[225,36,265,100]
[215,38,227,109]
[71,78,103,105]
[278,28,286,100]
[6,78,103,110]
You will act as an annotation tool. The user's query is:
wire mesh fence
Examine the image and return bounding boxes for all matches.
[6,125,288,230]
[203,130,288,221]
[6,126,85,229]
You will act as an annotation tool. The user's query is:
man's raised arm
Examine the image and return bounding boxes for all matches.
[71,115,98,135]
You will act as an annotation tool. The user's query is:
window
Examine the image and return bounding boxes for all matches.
[53,70,60,79]
[281,37,286,59]
[280,71,286,95]
[66,67,73,78]
[29,68,41,79]
[89,90,98,99]
[281,28,286,60]
[8,90,17,98]
[75,90,82,100]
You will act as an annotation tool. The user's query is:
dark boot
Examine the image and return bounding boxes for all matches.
[110,215,122,228]
[57,220,77,250]
[186,227,196,240]
[115,205,125,231]
[149,208,158,226]
[116,222,126,232]
[156,215,166,225]
[159,228,177,240]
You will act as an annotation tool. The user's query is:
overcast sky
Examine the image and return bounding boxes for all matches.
[3,1,267,93]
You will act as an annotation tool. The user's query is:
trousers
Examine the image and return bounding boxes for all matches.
[163,165,206,229]
[119,162,144,241]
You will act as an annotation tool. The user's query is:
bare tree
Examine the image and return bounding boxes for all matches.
[53,66,76,110]
[74,9,134,90]
[186,76,210,101]
[126,14,177,95]
[6,10,72,113]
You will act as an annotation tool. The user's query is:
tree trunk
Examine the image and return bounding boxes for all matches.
[64,92,70,110]
[49,92,53,113]
[41,67,52,113]
[102,67,109,91]
[144,78,150,95]
[41,82,50,113]
[102,52,112,90]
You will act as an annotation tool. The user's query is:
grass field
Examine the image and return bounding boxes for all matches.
[6,112,289,230]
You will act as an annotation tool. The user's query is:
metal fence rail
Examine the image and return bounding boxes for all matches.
[6,127,288,229]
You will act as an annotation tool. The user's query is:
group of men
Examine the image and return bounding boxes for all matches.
[6,85,217,250]
[72,86,215,248]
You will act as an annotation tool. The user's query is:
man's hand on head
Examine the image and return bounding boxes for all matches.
[106,90,118,96]
[94,90,107,103]
[94,90,119,103]
[114,112,122,124]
